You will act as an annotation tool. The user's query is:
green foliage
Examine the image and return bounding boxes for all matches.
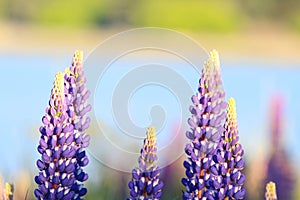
[84,168,129,200]
[289,13,300,32]
[129,0,244,32]
[0,0,244,32]
[28,0,107,27]
[2,0,300,32]
[239,0,300,20]
[0,1,4,19]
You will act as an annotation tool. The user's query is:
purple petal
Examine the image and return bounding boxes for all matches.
[62,191,75,200]
[192,95,200,105]
[188,118,197,128]
[65,162,75,174]
[34,189,43,198]
[233,188,245,199]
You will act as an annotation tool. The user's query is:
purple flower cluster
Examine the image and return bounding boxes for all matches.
[210,98,245,199]
[182,50,226,199]
[35,51,91,200]
[127,127,164,200]
[64,51,92,136]
[182,50,245,199]
[264,96,295,199]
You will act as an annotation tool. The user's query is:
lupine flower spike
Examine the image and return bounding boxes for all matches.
[265,96,295,199]
[182,50,227,199]
[64,51,91,198]
[63,51,91,197]
[127,127,164,200]
[265,181,277,200]
[64,51,91,144]
[35,51,91,200]
[210,98,246,199]
[1,183,14,200]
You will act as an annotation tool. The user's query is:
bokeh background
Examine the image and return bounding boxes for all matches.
[0,0,300,199]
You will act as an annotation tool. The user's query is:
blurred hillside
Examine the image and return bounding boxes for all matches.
[1,0,300,62]
[1,0,300,31]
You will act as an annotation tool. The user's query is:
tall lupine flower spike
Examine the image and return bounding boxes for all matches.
[35,72,78,199]
[210,98,246,199]
[265,181,277,200]
[63,51,91,197]
[35,60,90,199]
[182,50,227,199]
[127,127,164,200]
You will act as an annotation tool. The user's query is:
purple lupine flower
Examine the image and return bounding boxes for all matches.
[64,51,91,148]
[63,51,91,198]
[35,51,91,200]
[210,98,246,199]
[127,127,164,200]
[264,95,295,199]
[182,50,227,199]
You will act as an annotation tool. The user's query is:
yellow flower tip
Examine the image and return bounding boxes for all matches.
[210,49,220,68]
[52,72,66,117]
[64,67,71,75]
[53,72,65,96]
[73,50,83,63]
[228,97,236,110]
[227,97,237,117]
[265,181,277,200]
[145,126,157,149]
[4,182,13,199]
[226,98,238,130]
[203,49,221,81]
[147,126,156,139]
[70,50,83,79]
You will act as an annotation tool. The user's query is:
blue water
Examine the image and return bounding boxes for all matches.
[0,52,299,177]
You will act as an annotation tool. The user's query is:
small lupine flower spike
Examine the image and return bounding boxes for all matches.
[182,50,227,199]
[265,181,277,200]
[4,183,13,200]
[127,127,164,200]
[35,51,91,200]
[210,98,246,199]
